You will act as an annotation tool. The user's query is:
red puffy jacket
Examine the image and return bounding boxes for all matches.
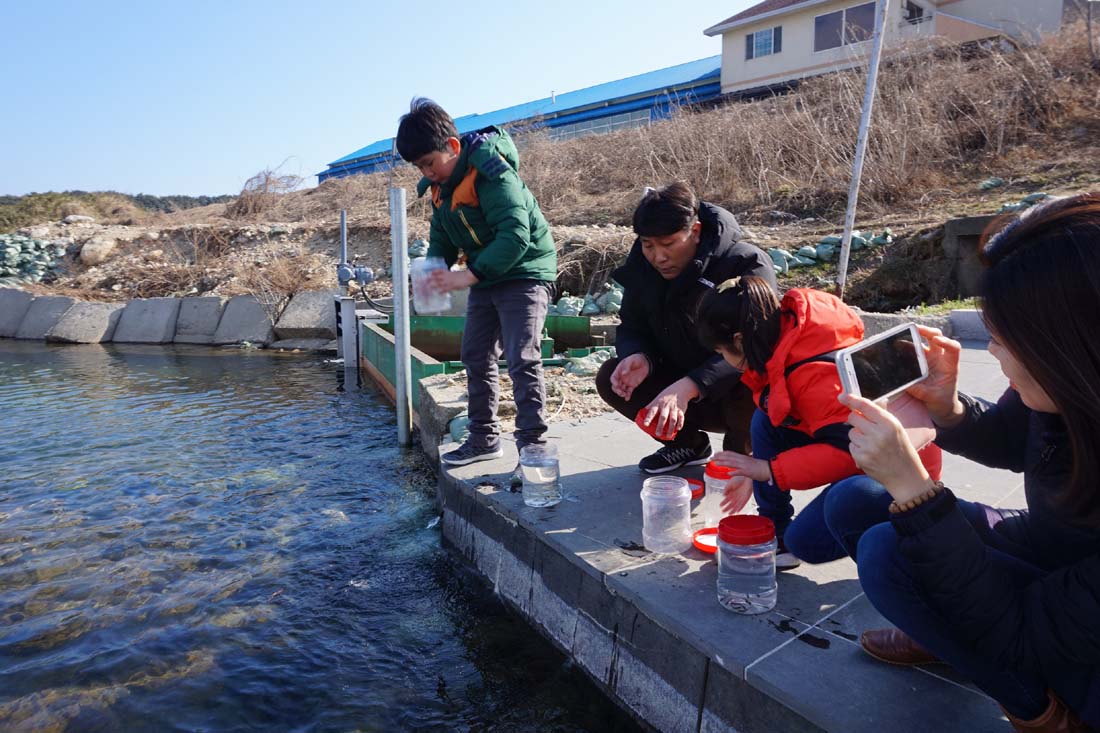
[740,289,942,490]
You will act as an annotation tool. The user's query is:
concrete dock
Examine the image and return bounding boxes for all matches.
[433,343,1019,732]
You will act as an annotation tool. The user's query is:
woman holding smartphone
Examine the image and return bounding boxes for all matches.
[828,194,1100,731]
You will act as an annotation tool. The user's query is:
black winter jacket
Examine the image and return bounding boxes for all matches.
[611,202,777,400]
[894,389,1100,726]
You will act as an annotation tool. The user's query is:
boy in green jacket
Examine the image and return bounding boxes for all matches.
[396,98,557,466]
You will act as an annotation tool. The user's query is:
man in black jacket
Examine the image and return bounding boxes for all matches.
[596,182,778,473]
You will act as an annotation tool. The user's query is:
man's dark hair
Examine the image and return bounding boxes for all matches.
[395,97,458,163]
[632,181,699,237]
[979,192,1100,526]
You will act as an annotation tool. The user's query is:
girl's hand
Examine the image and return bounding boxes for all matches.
[906,326,965,428]
[712,450,771,483]
[840,393,934,503]
[720,475,754,515]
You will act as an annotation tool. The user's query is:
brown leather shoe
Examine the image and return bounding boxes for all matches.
[1003,692,1090,732]
[859,627,941,666]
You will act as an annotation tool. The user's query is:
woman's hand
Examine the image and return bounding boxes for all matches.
[906,326,965,428]
[610,354,651,401]
[721,475,754,514]
[426,268,478,294]
[840,393,934,503]
[641,377,699,437]
[712,450,771,483]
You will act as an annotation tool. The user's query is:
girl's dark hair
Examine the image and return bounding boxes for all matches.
[979,192,1100,525]
[696,276,782,374]
[395,97,458,163]
[633,181,698,237]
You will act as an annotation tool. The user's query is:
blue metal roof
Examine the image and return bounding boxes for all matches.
[326,55,721,168]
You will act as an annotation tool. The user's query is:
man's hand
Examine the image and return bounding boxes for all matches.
[840,392,933,503]
[426,268,478,293]
[641,377,700,438]
[712,450,772,483]
[610,353,651,401]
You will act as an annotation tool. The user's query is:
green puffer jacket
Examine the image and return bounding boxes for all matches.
[416,126,556,289]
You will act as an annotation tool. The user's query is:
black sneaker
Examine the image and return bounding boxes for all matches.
[638,440,713,474]
[776,536,802,571]
[441,441,504,466]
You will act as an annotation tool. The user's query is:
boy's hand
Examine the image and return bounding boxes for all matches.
[426,268,478,293]
[712,450,771,483]
[610,353,650,400]
[720,475,754,515]
[642,377,699,438]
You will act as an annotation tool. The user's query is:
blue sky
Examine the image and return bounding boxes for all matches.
[0,1,754,197]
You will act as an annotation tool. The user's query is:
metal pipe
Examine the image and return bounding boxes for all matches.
[836,0,891,301]
[339,209,348,271]
[390,187,413,446]
[338,296,357,365]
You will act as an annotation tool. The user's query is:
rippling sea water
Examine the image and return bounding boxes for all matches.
[0,341,637,733]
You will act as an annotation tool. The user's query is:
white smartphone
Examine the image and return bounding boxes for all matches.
[835,323,929,402]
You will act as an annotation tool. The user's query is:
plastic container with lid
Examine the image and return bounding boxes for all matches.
[716,515,777,614]
[703,461,735,529]
[410,257,453,314]
[634,408,679,442]
[640,476,692,554]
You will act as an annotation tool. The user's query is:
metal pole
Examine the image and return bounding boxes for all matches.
[339,209,348,285]
[390,187,413,446]
[836,0,891,300]
[338,296,357,364]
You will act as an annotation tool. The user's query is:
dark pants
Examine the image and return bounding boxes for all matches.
[825,477,1094,721]
[595,356,754,453]
[462,280,550,450]
[750,409,893,560]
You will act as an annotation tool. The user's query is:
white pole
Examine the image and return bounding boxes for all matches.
[836,0,891,300]
[390,187,413,446]
[338,296,357,363]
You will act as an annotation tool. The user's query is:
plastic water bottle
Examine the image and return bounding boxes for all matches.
[703,461,734,529]
[520,444,562,508]
[410,257,452,314]
[640,476,692,554]
[717,515,777,614]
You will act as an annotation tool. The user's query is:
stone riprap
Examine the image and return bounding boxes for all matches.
[46,302,125,343]
[421,347,1016,733]
[213,295,275,345]
[112,297,182,343]
[0,288,35,337]
[274,290,338,340]
[15,296,75,340]
[174,297,226,344]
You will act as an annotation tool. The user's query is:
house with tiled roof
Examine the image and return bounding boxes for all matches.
[704,0,1066,95]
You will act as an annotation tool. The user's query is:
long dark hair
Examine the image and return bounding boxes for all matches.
[980,192,1100,525]
[696,276,782,374]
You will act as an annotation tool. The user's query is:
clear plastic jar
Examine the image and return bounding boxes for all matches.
[703,461,735,529]
[520,444,562,508]
[410,257,452,314]
[640,476,692,554]
[717,515,777,614]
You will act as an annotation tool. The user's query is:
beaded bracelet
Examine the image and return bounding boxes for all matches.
[888,481,945,515]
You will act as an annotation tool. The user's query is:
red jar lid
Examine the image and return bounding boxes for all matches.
[634,408,678,441]
[686,478,704,500]
[705,461,734,480]
[718,515,775,545]
[693,527,718,554]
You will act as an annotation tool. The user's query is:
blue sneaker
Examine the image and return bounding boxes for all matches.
[440,441,503,466]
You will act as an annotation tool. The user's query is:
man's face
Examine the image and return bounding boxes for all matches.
[640,221,701,280]
[413,137,461,183]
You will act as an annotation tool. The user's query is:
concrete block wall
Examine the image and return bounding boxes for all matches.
[0,288,341,351]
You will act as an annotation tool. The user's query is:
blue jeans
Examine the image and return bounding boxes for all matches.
[825,476,1087,720]
[750,409,892,562]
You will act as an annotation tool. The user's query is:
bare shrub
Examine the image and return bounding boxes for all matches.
[226,168,303,220]
[229,243,332,320]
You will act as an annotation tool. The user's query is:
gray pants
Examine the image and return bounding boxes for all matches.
[461,279,550,450]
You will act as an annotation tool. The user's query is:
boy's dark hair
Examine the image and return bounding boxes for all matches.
[395,97,458,163]
[696,276,782,374]
[633,181,698,237]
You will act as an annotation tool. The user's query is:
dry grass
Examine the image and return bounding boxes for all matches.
[226,168,303,220]
[228,244,332,320]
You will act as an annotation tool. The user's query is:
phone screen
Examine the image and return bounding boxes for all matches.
[849,330,924,401]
